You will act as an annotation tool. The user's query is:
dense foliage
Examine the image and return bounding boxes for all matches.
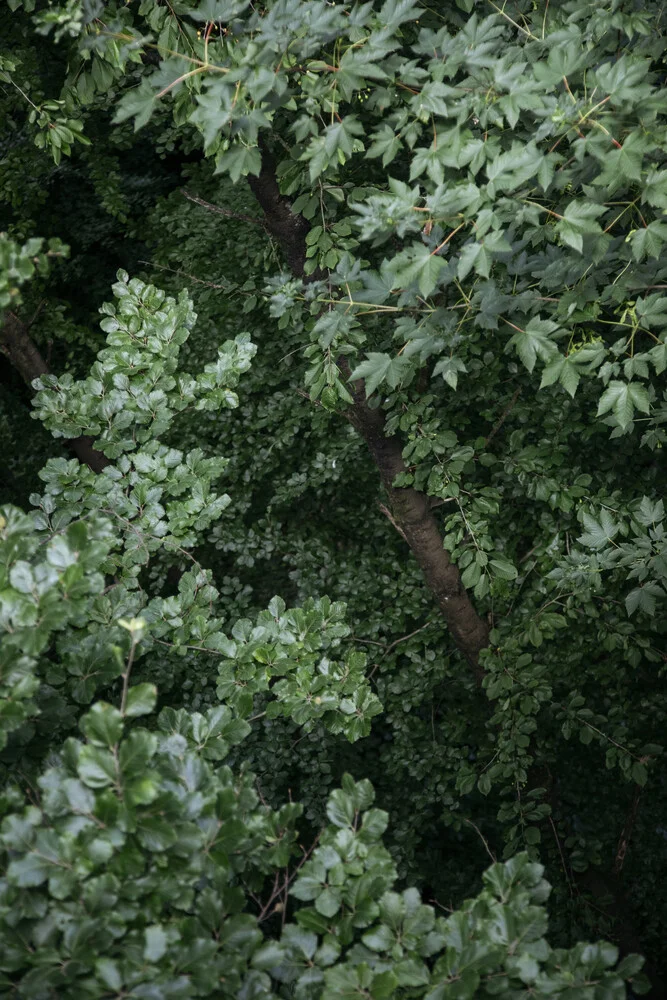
[1,0,666,996]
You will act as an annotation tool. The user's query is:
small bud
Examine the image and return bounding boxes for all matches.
[118,617,147,636]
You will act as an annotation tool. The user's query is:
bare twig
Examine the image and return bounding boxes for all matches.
[139,260,232,291]
[367,621,440,679]
[378,502,408,542]
[120,635,139,716]
[463,818,496,864]
[181,189,266,226]
[254,833,321,922]
[613,784,642,875]
[485,387,521,446]
[295,387,323,408]
[383,621,436,658]
[549,816,574,896]
[26,299,46,330]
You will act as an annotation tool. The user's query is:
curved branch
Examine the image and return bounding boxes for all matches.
[0,311,109,473]
[243,144,489,677]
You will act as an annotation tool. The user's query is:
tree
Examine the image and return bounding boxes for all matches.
[1,0,666,995]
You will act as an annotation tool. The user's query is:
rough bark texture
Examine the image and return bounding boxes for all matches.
[342,365,489,680]
[0,312,109,473]
[247,144,311,279]
[247,147,489,676]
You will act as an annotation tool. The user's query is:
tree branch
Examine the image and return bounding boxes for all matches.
[0,311,109,473]
[341,361,488,681]
[246,141,312,279]
[613,783,642,876]
[181,189,266,227]
[485,387,521,446]
[244,143,489,679]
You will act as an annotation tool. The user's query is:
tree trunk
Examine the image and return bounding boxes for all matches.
[248,148,489,676]
[0,312,109,473]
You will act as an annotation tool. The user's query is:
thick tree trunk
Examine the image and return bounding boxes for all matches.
[0,312,109,473]
[248,148,489,676]
[247,148,311,279]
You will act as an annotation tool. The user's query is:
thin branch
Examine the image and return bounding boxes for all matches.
[378,502,408,542]
[139,260,232,291]
[295,387,323,408]
[463,818,496,863]
[255,833,321,922]
[181,189,266,226]
[485,387,521,446]
[613,784,642,875]
[383,621,436,658]
[548,816,574,896]
[367,622,442,679]
[120,636,138,716]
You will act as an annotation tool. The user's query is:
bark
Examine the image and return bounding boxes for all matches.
[247,143,312,279]
[342,364,489,680]
[0,312,109,473]
[247,146,489,675]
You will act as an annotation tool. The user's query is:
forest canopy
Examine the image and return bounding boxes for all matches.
[0,0,666,997]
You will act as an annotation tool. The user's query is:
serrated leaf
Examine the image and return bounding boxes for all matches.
[597,380,650,430]
[391,244,447,297]
[350,353,411,396]
[539,354,580,397]
[509,318,559,374]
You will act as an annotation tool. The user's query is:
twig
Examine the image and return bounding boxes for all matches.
[120,635,138,715]
[549,816,574,896]
[613,784,642,875]
[485,387,521,446]
[139,260,231,291]
[153,637,221,655]
[378,502,408,542]
[463,818,496,864]
[352,636,386,648]
[181,189,266,226]
[367,622,440,679]
[26,299,46,330]
[255,833,321,922]
[295,387,323,408]
[383,621,436,658]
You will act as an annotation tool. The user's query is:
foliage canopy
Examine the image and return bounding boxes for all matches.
[1,0,666,997]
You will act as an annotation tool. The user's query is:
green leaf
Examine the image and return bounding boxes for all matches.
[597,381,650,430]
[80,703,123,748]
[7,852,52,888]
[113,79,159,131]
[371,970,399,999]
[539,354,580,397]
[391,245,447,297]
[578,509,618,549]
[215,144,262,183]
[350,353,411,396]
[77,745,118,788]
[367,126,401,167]
[509,318,559,373]
[631,762,648,787]
[124,683,158,718]
[95,959,122,991]
[144,924,168,962]
[489,556,518,581]
[188,0,249,21]
[556,200,605,253]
